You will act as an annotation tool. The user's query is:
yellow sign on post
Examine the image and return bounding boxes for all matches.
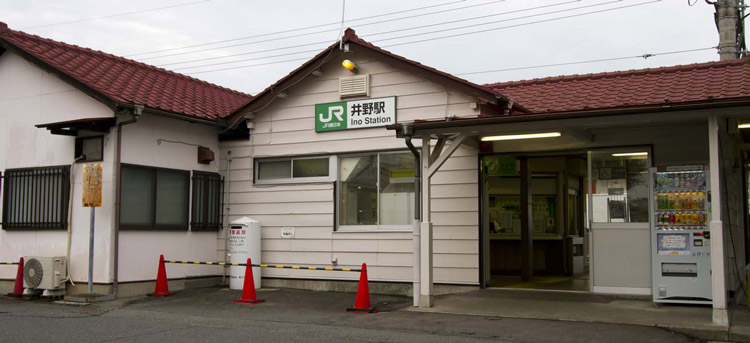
[83,163,102,208]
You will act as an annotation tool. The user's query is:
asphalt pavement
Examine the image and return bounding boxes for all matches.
[0,287,705,343]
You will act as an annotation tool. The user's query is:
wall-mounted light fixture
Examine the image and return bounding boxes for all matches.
[611,152,648,157]
[481,132,561,141]
[738,123,750,129]
[342,59,357,72]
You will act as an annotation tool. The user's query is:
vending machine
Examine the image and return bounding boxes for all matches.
[650,165,712,304]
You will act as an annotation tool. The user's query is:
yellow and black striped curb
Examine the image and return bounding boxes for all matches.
[163,260,361,272]
[1,262,19,265]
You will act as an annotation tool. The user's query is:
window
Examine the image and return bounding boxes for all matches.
[75,136,104,162]
[192,171,223,231]
[255,156,334,183]
[589,150,651,223]
[120,164,189,230]
[338,151,415,230]
[1,166,70,230]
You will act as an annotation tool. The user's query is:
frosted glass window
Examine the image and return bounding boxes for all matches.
[255,156,333,183]
[257,160,291,180]
[293,158,329,178]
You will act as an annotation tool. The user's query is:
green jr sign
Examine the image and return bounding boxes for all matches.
[315,101,347,132]
[315,97,396,132]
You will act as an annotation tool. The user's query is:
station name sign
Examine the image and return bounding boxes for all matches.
[315,97,396,132]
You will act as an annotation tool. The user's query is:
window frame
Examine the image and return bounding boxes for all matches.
[1,165,71,230]
[119,163,190,231]
[191,170,223,232]
[254,155,337,184]
[336,150,415,232]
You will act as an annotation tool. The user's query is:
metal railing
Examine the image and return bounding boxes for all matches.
[191,171,223,231]
[1,166,70,229]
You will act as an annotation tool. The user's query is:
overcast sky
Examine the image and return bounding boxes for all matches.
[0,0,731,95]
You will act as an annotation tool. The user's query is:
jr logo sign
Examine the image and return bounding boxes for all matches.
[315,102,347,132]
[314,97,396,132]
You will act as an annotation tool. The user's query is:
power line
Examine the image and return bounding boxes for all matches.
[455,46,717,75]
[168,0,578,70]
[161,0,610,68]
[140,0,512,61]
[170,0,650,72]
[363,0,579,39]
[125,0,474,57]
[383,0,662,48]
[238,46,716,93]
[379,0,635,44]
[185,0,663,75]
[20,0,211,30]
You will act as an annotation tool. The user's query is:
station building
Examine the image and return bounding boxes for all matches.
[1,23,749,326]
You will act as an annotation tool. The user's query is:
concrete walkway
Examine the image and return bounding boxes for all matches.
[407,289,750,342]
[0,287,706,343]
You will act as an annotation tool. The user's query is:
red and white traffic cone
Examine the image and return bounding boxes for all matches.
[347,263,378,313]
[148,255,176,298]
[234,258,263,304]
[4,257,24,300]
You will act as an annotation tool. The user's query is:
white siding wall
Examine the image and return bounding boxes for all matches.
[0,51,223,286]
[0,51,115,284]
[220,55,481,285]
[118,114,221,282]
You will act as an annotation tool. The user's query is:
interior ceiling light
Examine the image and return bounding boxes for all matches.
[480,132,561,141]
[738,123,750,129]
[611,152,649,157]
[342,59,357,72]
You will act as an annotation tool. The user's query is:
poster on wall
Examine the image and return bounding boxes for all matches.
[82,163,102,207]
[485,156,518,176]
[315,97,396,132]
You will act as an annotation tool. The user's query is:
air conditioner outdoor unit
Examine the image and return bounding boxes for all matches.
[23,256,66,297]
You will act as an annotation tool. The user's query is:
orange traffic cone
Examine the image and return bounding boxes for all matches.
[347,263,378,313]
[4,257,24,300]
[148,255,176,297]
[234,258,263,304]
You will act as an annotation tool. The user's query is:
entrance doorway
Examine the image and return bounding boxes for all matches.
[482,154,590,291]
[481,148,652,293]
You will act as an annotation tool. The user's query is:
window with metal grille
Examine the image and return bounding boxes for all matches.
[191,171,223,231]
[1,166,70,230]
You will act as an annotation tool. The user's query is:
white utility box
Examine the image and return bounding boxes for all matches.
[228,217,261,290]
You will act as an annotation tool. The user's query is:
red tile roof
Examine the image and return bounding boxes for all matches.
[0,22,252,121]
[485,58,750,114]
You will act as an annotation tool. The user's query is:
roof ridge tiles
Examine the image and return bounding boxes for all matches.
[0,21,253,120]
[485,57,750,89]
[3,27,251,98]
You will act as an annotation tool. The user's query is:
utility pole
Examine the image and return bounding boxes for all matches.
[711,0,747,60]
